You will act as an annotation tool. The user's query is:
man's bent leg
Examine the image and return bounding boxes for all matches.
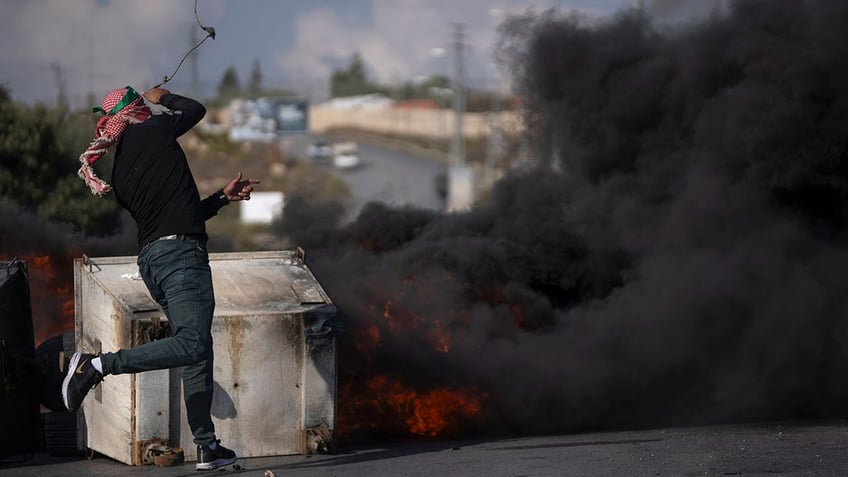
[100,237,215,375]
[184,355,216,445]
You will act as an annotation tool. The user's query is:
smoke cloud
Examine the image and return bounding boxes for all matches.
[290,0,848,436]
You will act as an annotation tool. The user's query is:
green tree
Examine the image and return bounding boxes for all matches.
[248,59,263,99]
[385,74,451,101]
[217,66,241,99]
[0,97,123,236]
[330,53,378,97]
[422,74,450,91]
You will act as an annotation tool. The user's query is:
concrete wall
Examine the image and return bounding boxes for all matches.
[309,106,522,139]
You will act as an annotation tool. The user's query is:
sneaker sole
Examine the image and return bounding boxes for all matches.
[62,352,83,411]
[195,455,238,470]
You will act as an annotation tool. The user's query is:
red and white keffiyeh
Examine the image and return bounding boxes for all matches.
[78,86,152,195]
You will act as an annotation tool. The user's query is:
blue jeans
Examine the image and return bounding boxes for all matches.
[100,234,216,445]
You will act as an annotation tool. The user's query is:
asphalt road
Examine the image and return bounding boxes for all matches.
[306,140,448,221]
[2,420,847,476]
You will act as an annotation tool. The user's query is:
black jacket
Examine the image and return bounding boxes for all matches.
[111,93,226,250]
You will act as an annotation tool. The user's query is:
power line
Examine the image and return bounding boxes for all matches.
[153,0,215,88]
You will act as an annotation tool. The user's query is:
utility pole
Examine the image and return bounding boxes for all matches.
[190,24,200,97]
[451,23,466,168]
[447,23,473,212]
[51,63,68,110]
[87,35,96,107]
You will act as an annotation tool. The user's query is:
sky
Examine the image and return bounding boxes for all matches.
[0,0,714,106]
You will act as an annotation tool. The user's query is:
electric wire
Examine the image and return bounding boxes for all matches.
[153,0,216,88]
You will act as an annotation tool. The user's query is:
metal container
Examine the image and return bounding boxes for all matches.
[73,250,337,465]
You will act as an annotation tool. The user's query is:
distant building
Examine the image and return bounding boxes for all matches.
[320,93,393,110]
[392,99,439,110]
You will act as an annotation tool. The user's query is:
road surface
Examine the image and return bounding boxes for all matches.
[2,420,846,476]
[303,139,448,221]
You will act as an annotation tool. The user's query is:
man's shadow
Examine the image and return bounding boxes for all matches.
[211,380,237,420]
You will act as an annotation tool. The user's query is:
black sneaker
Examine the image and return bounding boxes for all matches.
[62,352,103,412]
[196,440,237,471]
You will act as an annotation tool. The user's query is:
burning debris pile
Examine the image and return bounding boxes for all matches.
[285,0,848,439]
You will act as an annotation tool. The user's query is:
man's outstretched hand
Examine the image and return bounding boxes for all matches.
[223,172,261,202]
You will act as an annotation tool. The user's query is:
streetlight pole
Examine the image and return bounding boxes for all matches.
[451,23,465,169]
[446,23,473,212]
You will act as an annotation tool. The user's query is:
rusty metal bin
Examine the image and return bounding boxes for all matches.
[73,250,337,465]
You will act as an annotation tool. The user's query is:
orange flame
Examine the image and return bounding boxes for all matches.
[353,323,381,356]
[339,374,488,438]
[386,385,485,437]
[383,300,424,331]
[426,319,451,353]
[337,271,491,439]
[1,253,76,346]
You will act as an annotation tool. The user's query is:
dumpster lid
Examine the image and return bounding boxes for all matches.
[78,251,331,316]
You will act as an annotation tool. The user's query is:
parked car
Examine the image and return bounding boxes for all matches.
[307,140,332,162]
[332,142,360,169]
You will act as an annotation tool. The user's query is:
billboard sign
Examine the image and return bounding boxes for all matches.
[229,97,309,142]
[258,97,308,135]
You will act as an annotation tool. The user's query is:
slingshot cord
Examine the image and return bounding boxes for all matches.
[153,0,216,88]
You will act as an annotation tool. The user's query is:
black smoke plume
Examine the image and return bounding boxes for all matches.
[288,0,848,437]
